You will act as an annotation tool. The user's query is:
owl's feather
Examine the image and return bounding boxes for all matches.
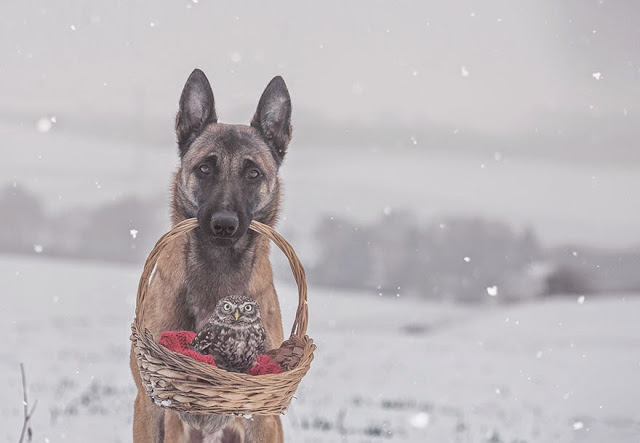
[191,295,266,373]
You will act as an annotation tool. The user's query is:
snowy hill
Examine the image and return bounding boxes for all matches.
[1,255,638,442]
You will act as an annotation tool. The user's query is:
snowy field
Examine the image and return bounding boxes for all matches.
[2,254,639,442]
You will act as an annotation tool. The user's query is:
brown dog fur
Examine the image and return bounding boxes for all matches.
[130,69,292,443]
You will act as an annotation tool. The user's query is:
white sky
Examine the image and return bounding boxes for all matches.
[0,1,638,134]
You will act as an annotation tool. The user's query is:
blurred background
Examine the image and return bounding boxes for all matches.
[1,1,639,442]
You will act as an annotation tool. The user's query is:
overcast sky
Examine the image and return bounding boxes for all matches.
[1,0,638,135]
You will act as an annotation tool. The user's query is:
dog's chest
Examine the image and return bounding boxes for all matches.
[183,243,257,331]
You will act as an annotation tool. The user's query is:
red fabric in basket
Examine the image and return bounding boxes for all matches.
[159,331,282,375]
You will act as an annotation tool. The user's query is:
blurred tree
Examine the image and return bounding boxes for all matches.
[0,184,45,254]
[312,216,373,289]
[545,265,593,296]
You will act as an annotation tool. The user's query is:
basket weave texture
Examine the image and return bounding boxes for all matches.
[130,218,315,415]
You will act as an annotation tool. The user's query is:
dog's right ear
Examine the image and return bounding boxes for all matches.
[175,69,217,156]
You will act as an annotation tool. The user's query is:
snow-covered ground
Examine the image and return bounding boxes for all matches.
[2,254,638,442]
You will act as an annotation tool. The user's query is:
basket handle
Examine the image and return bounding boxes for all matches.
[135,218,309,340]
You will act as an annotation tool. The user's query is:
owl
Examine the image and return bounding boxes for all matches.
[191,295,267,373]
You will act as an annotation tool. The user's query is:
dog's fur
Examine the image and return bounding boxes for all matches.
[130,69,292,443]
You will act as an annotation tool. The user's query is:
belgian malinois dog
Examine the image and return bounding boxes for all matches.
[130,69,292,443]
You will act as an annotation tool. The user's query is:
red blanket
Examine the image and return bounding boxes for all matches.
[159,331,282,375]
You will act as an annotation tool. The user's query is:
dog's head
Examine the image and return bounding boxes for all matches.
[173,69,292,246]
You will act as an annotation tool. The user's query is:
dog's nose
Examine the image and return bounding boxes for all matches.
[210,212,239,237]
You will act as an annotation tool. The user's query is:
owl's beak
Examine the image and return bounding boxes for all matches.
[233,309,241,321]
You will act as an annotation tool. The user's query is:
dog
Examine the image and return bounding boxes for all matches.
[130,69,292,443]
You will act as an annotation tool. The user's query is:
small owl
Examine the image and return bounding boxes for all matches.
[191,295,267,373]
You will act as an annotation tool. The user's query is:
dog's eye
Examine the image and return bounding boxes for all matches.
[199,164,211,174]
[223,303,232,311]
[247,169,262,179]
[244,304,253,313]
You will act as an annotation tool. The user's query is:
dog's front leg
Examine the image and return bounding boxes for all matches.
[133,391,165,443]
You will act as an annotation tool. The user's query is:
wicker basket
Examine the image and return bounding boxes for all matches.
[130,218,315,415]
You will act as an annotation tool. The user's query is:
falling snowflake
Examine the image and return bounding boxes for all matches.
[487,286,498,297]
[409,412,430,429]
[130,229,138,239]
[536,350,543,359]
[461,66,470,77]
[463,256,471,263]
[230,52,242,63]
[33,244,43,254]
[572,421,584,430]
[577,295,585,304]
[36,117,53,133]
[383,206,392,216]
[592,72,602,80]
[69,24,77,31]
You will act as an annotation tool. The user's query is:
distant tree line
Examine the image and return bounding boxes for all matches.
[310,212,544,302]
[2,183,639,302]
[310,212,640,302]
[0,184,167,264]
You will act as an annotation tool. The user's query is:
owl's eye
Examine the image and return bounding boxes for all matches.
[223,303,232,312]
[244,304,253,313]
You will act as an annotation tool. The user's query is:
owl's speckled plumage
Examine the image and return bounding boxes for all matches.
[191,295,266,373]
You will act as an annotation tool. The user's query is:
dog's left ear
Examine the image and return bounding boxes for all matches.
[251,76,292,164]
[176,69,217,156]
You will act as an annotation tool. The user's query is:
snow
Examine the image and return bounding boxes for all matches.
[1,255,639,442]
[36,118,53,133]
[578,295,585,304]
[409,412,430,429]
